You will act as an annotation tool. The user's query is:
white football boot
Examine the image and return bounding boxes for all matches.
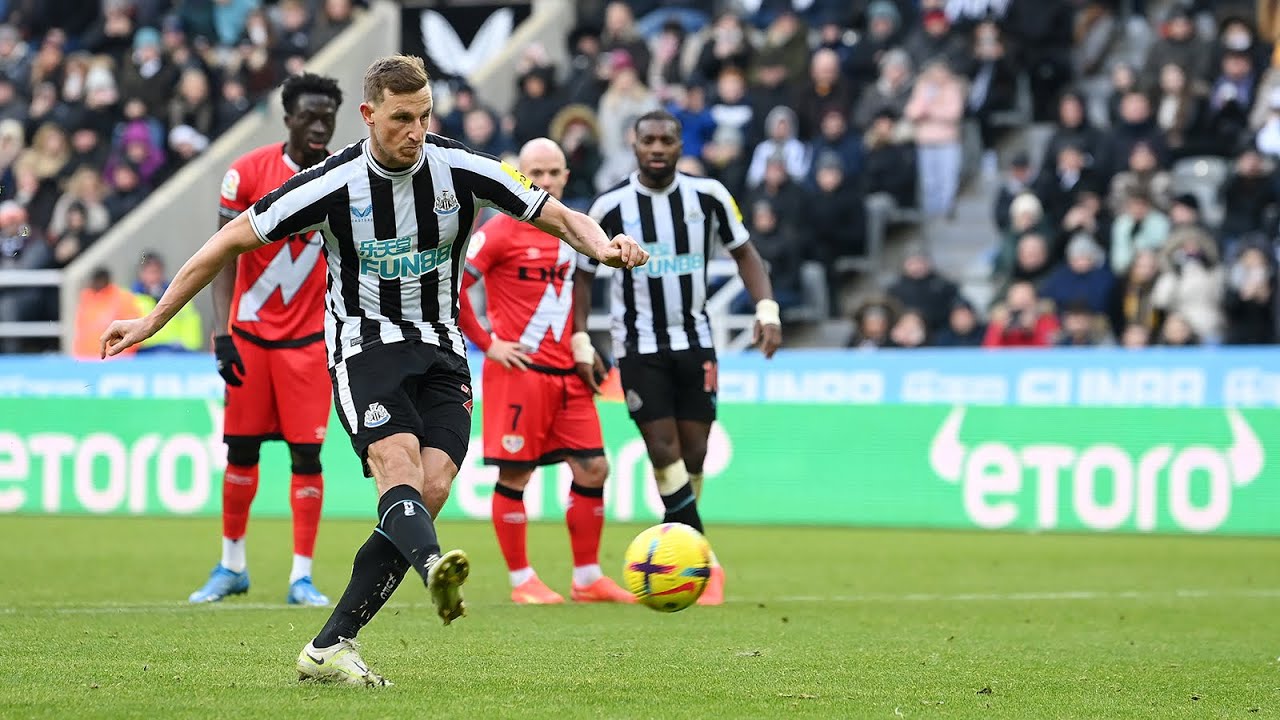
[296,638,390,687]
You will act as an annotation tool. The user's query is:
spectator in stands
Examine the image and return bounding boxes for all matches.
[902,7,966,73]
[847,1,904,82]
[701,123,749,200]
[1152,224,1225,343]
[71,267,139,359]
[852,48,913,131]
[50,201,99,267]
[934,296,986,346]
[905,59,965,218]
[1040,233,1115,315]
[1105,91,1168,180]
[1034,143,1095,229]
[983,281,1060,348]
[808,151,863,303]
[563,27,607,109]
[746,105,808,187]
[1218,147,1278,254]
[848,297,897,348]
[9,156,59,233]
[0,26,30,86]
[1254,87,1280,156]
[550,105,603,210]
[886,244,959,334]
[161,124,210,181]
[0,77,23,125]
[1214,14,1272,92]
[1142,5,1211,88]
[1224,240,1277,344]
[996,193,1049,277]
[1120,323,1152,348]
[106,118,166,189]
[1168,193,1203,229]
[997,231,1055,297]
[118,27,177,117]
[1110,188,1171,275]
[511,67,560,147]
[309,0,357,55]
[694,13,753,87]
[49,167,110,240]
[1004,0,1074,121]
[19,122,70,187]
[24,81,72,143]
[889,308,928,348]
[748,53,794,144]
[597,50,659,174]
[755,10,809,88]
[993,151,1033,234]
[708,67,754,145]
[65,120,109,177]
[861,109,916,209]
[115,97,165,153]
[215,78,253,135]
[0,201,52,353]
[1204,48,1259,156]
[1105,243,1167,338]
[744,198,804,309]
[1152,64,1209,159]
[1056,300,1115,347]
[795,48,855,140]
[272,0,315,70]
[747,152,806,237]
[131,251,204,352]
[666,85,715,160]
[1157,311,1200,346]
[602,1,652,80]
[648,21,688,97]
[1058,189,1110,265]
[807,108,863,186]
[105,160,147,221]
[167,67,216,140]
[1108,141,1172,216]
[964,21,1019,155]
[461,108,513,159]
[0,119,23,193]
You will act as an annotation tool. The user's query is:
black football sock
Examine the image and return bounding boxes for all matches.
[660,482,705,534]
[377,484,442,584]
[313,530,409,648]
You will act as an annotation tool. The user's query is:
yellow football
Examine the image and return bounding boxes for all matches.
[622,523,712,612]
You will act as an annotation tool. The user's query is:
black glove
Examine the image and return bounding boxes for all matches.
[214,334,245,387]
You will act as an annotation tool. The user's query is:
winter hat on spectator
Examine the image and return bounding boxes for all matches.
[922,9,949,28]
[168,124,209,153]
[1065,233,1104,264]
[867,1,901,26]
[548,104,601,143]
[133,27,161,52]
[815,150,844,173]
[764,105,799,138]
[1171,193,1200,213]
[1009,151,1031,169]
[609,49,635,74]
[84,65,116,94]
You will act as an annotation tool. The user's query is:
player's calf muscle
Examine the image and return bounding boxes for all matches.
[367,435,424,493]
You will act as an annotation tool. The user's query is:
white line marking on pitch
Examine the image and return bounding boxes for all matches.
[6,588,1280,615]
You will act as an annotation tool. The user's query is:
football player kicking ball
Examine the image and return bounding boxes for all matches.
[189,73,343,606]
[458,138,633,605]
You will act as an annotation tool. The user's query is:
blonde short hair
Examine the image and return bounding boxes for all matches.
[363,54,430,104]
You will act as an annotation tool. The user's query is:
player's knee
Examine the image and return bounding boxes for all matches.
[496,468,534,492]
[421,476,451,517]
[572,456,609,489]
[288,444,323,475]
[225,440,261,468]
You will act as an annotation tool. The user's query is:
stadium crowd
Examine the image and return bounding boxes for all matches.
[0,0,362,352]
[5,0,1280,353]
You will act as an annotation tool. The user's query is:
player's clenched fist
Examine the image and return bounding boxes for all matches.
[599,234,649,269]
[100,317,155,358]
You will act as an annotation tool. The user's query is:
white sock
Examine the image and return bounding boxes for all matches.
[572,564,603,587]
[221,537,246,573]
[509,567,536,587]
[290,554,313,584]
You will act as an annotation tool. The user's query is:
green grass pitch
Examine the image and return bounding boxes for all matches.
[2,516,1278,719]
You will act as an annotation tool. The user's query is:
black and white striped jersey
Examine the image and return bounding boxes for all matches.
[578,172,749,358]
[246,135,549,366]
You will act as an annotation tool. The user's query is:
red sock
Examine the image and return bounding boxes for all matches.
[566,483,605,568]
[491,484,529,571]
[222,464,259,540]
[291,473,324,558]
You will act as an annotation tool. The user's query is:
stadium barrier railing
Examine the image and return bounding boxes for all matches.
[0,269,62,339]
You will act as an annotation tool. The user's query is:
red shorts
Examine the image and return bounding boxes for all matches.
[481,359,604,468]
[224,336,332,445]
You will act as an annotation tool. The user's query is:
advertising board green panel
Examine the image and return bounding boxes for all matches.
[1,400,1276,534]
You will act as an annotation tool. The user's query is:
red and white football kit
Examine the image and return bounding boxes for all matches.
[217,143,331,444]
[458,213,605,467]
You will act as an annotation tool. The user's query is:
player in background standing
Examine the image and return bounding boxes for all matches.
[188,73,343,606]
[457,138,634,605]
[575,109,783,606]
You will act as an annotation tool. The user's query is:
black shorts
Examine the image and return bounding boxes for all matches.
[330,341,474,477]
[617,347,717,425]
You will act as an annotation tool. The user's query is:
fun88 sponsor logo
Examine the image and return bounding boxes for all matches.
[357,236,453,279]
[634,242,703,277]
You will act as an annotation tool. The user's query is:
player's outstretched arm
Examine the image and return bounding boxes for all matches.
[532,196,649,269]
[729,241,783,359]
[100,213,266,358]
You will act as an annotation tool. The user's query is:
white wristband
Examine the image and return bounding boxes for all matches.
[755,299,781,326]
[571,331,595,364]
